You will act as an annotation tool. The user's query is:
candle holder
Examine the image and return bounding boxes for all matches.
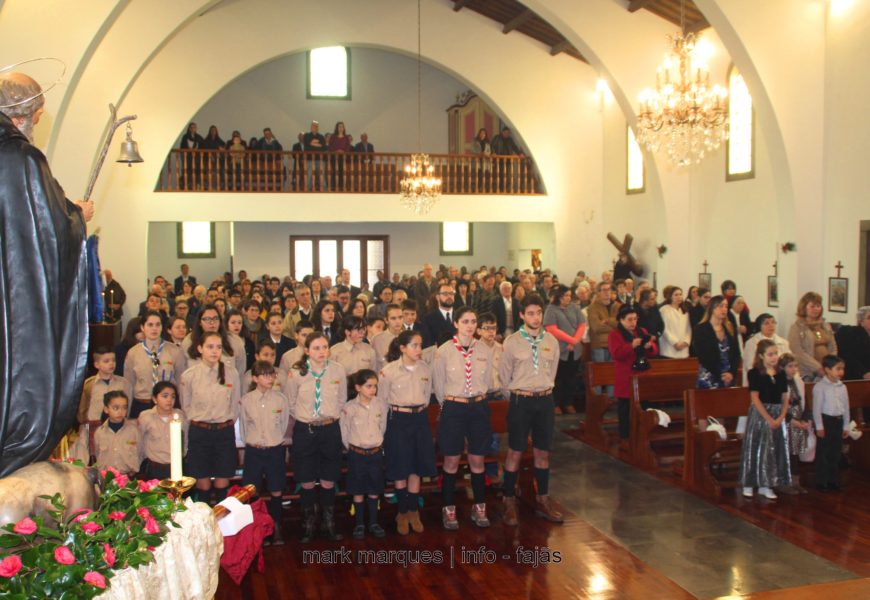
[159,476,196,504]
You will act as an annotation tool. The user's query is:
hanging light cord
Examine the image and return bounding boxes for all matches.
[416,0,422,152]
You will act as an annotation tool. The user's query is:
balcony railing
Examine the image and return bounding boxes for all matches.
[156,149,543,195]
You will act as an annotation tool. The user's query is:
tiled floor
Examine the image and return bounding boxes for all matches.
[548,420,859,598]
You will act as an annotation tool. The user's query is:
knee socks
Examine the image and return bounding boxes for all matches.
[534,467,549,496]
[366,497,379,526]
[471,472,486,504]
[396,488,409,513]
[320,486,336,510]
[442,472,457,506]
[354,501,365,526]
[269,495,283,527]
[300,487,317,510]
[503,469,518,498]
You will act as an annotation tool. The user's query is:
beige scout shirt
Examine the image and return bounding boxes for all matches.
[432,339,493,403]
[138,408,188,463]
[329,340,377,376]
[179,361,241,423]
[278,347,305,393]
[377,359,432,407]
[94,420,142,474]
[371,330,398,371]
[285,361,347,423]
[499,330,560,398]
[78,374,133,422]
[181,333,246,377]
[483,341,504,392]
[239,388,291,447]
[124,342,185,400]
[340,396,388,449]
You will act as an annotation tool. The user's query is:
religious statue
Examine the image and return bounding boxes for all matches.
[0,462,99,527]
[0,70,94,476]
[607,232,644,279]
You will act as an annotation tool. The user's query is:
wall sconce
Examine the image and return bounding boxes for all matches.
[656,244,667,257]
[781,242,796,254]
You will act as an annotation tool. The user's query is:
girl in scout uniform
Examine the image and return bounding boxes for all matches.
[340,369,387,539]
[377,329,435,535]
[180,331,241,505]
[432,306,494,530]
[124,310,185,419]
[330,315,377,376]
[286,332,348,543]
[239,360,290,545]
[138,381,187,481]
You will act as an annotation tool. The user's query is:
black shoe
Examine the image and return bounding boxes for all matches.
[352,524,366,540]
[828,483,842,492]
[272,524,285,546]
[321,506,344,541]
[369,523,386,538]
[300,507,317,543]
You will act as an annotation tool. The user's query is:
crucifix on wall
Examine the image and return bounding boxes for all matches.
[606,232,643,277]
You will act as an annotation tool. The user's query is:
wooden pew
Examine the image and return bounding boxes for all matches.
[581,357,698,450]
[629,372,698,469]
[683,387,750,496]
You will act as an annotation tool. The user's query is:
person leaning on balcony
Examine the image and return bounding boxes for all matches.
[490,126,524,192]
[179,122,204,190]
[303,120,327,191]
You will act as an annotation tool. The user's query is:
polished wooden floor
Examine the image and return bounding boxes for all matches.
[216,496,694,600]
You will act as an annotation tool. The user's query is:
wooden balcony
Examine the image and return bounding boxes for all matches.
[156,149,543,195]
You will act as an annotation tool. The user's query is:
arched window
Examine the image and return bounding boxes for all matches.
[726,65,754,180]
[626,125,645,193]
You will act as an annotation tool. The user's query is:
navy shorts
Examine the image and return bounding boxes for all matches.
[437,400,492,456]
[142,459,170,481]
[242,445,287,492]
[507,393,555,452]
[187,426,237,479]
[291,421,343,484]
[345,450,385,496]
[384,411,437,480]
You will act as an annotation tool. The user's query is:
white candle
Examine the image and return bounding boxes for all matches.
[170,414,182,481]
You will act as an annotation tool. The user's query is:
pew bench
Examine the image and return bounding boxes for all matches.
[630,372,698,469]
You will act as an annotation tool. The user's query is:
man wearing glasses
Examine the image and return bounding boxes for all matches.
[421,284,457,349]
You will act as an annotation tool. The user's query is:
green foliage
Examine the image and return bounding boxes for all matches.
[0,462,185,598]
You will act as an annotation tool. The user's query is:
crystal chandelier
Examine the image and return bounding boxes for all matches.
[400,0,441,214]
[636,3,728,167]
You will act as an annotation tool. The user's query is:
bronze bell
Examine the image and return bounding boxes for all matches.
[117,122,143,166]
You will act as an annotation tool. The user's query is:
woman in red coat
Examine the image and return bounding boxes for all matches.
[608,304,659,440]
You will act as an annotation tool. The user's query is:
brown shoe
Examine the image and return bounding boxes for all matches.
[502,497,518,527]
[565,406,577,414]
[407,510,424,533]
[535,495,564,524]
[396,512,410,535]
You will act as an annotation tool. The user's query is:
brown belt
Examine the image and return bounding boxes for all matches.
[389,404,428,414]
[190,419,234,430]
[445,395,486,404]
[349,444,382,456]
[298,417,338,427]
[511,389,553,398]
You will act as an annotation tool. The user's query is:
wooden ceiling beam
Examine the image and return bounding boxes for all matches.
[550,39,572,56]
[685,15,710,34]
[628,0,654,12]
[453,0,470,12]
[503,9,534,34]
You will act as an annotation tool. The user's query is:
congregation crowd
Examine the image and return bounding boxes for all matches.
[84,257,870,544]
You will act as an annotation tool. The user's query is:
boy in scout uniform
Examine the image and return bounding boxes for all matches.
[371,303,403,371]
[77,347,132,462]
[94,391,141,476]
[499,294,563,526]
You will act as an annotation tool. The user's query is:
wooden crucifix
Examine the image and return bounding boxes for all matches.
[835,261,844,277]
[606,232,643,276]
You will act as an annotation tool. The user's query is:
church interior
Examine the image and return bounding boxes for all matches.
[1,0,869,598]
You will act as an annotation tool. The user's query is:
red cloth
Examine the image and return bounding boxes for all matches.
[219,488,274,586]
[607,327,659,398]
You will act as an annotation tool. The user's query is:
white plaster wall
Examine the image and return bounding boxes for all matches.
[146,221,232,291]
[188,48,462,154]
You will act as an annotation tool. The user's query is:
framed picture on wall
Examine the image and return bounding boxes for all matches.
[698,273,712,291]
[767,276,779,308]
[828,277,848,313]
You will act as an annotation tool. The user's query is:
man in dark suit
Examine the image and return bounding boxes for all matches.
[835,306,870,421]
[421,283,457,348]
[173,264,196,295]
[492,281,520,339]
[414,263,438,305]
[400,299,423,333]
[338,269,361,298]
[259,312,297,364]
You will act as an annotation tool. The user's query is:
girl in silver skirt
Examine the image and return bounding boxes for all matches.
[739,340,790,500]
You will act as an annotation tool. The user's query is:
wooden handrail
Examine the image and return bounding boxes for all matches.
[156,149,544,195]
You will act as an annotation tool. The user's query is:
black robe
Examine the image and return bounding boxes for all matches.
[0,112,88,476]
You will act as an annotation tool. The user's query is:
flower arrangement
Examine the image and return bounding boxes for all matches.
[0,462,183,598]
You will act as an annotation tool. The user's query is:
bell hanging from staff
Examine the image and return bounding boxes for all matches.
[117,122,143,166]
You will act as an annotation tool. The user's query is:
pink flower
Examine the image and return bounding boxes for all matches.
[12,518,37,535]
[114,474,129,488]
[81,521,102,535]
[54,546,75,565]
[138,479,159,492]
[84,571,106,589]
[144,517,160,535]
[108,511,127,521]
[136,507,151,519]
[103,543,116,568]
[72,509,93,523]
[100,466,121,479]
[0,555,22,578]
